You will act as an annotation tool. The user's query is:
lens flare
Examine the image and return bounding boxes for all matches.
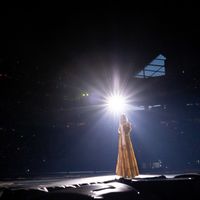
[106,94,127,114]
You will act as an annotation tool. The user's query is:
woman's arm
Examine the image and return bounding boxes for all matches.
[121,125,126,147]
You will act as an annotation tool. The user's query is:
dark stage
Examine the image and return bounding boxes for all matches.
[1,173,200,199]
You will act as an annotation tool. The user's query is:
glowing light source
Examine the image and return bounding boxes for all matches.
[106,94,127,114]
[82,92,89,97]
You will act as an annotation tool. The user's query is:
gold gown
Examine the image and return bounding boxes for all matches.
[116,122,139,178]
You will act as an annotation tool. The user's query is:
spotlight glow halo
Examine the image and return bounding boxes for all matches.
[105,93,128,114]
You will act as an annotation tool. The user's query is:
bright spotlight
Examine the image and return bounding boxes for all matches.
[106,94,127,114]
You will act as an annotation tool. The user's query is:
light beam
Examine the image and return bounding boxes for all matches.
[106,94,128,114]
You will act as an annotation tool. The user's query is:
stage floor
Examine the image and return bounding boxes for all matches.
[1,173,199,199]
[0,173,177,189]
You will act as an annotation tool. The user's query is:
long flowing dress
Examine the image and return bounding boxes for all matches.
[116,122,139,178]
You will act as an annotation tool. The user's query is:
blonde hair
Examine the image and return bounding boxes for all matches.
[120,114,128,125]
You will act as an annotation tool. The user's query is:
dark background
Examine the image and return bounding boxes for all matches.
[0,2,200,177]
